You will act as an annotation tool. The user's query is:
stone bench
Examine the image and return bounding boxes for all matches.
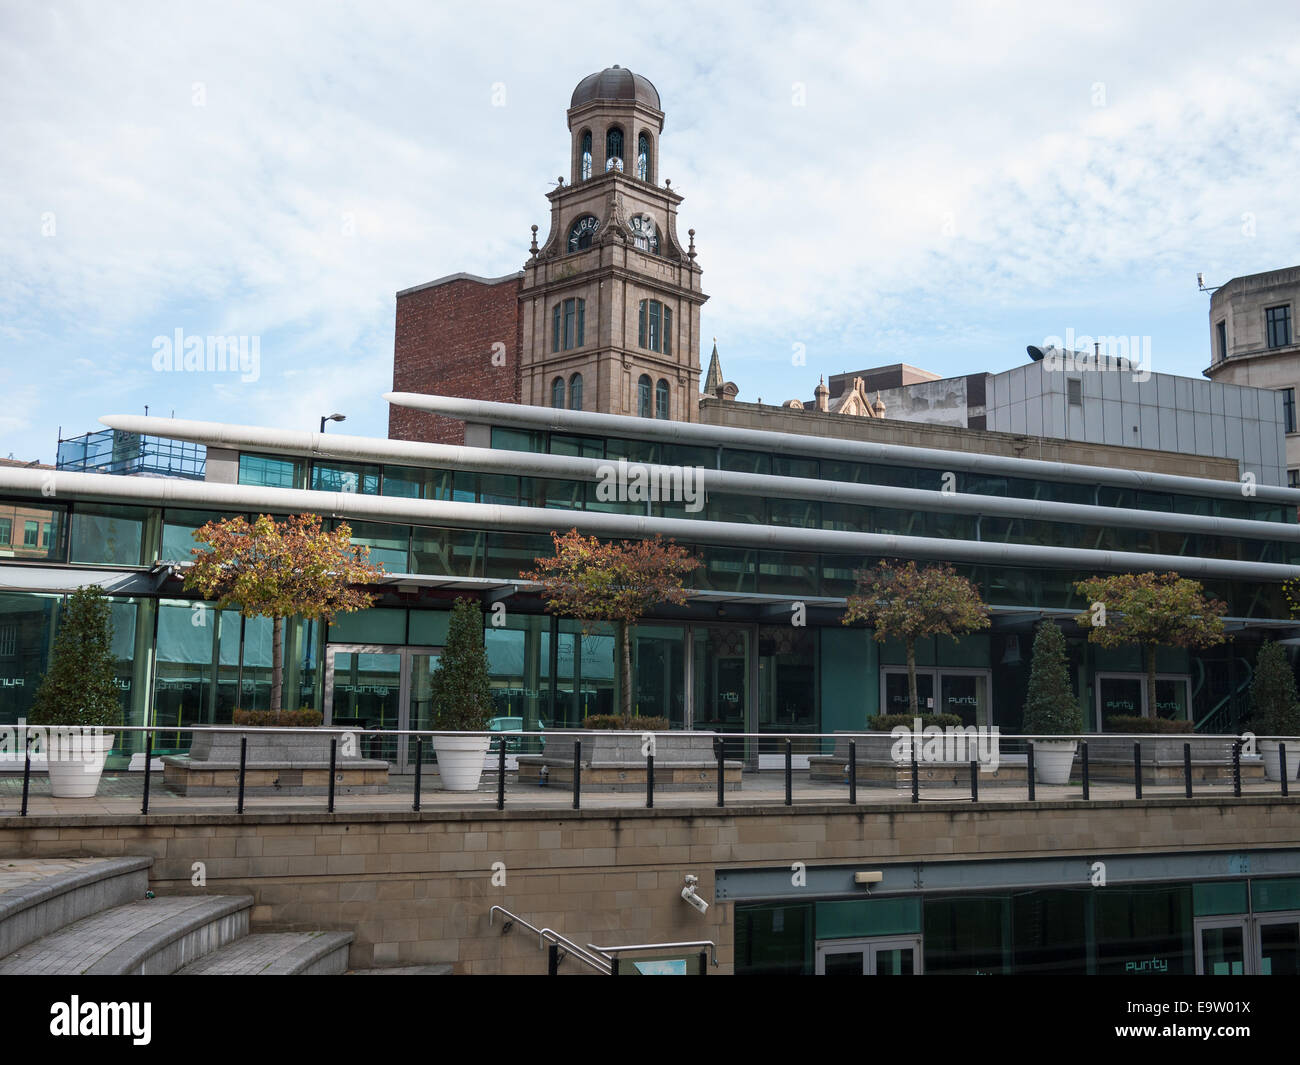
[162,729,389,796]
[517,732,743,792]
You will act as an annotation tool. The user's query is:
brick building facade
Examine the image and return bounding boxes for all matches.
[388,272,523,445]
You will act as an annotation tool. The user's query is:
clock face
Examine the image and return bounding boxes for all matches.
[630,214,659,254]
[568,215,600,252]
[605,156,624,172]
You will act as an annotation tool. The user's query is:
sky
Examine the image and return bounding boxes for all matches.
[2,0,1299,463]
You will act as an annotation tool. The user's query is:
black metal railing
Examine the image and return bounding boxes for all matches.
[3,724,1298,817]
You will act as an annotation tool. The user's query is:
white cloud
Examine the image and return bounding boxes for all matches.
[1,0,1298,456]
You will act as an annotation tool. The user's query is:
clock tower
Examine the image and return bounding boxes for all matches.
[520,66,707,420]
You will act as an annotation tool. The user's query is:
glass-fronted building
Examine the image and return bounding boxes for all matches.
[3,392,1299,764]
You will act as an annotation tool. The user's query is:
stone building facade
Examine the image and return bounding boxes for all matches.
[1205,265,1300,485]
[390,66,706,444]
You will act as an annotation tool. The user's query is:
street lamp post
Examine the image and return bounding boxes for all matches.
[320,413,346,433]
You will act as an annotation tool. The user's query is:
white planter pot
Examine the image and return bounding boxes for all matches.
[1260,740,1300,782]
[45,731,115,799]
[433,735,492,792]
[1033,740,1077,785]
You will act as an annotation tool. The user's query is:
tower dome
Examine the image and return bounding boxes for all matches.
[570,66,661,111]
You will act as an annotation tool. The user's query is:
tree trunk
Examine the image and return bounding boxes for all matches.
[907,638,918,719]
[1145,642,1157,723]
[271,614,284,713]
[622,621,634,718]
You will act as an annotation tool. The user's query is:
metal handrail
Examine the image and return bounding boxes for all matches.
[589,939,718,966]
[488,905,610,974]
[8,724,1300,741]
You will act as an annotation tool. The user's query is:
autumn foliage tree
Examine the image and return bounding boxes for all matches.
[842,559,990,719]
[522,530,700,719]
[185,514,386,712]
[1074,571,1226,723]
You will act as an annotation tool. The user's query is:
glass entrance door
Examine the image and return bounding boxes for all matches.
[1256,916,1300,976]
[324,644,441,772]
[692,626,750,764]
[1195,919,1248,975]
[815,936,923,975]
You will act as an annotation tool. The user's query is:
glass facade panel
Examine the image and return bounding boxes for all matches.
[328,607,407,645]
[238,453,303,489]
[0,592,60,727]
[735,903,812,976]
[692,626,748,736]
[410,527,485,577]
[1010,890,1088,975]
[311,461,380,495]
[0,501,66,562]
[161,508,229,562]
[923,896,1010,975]
[338,520,408,572]
[1252,878,1300,913]
[70,503,149,566]
[757,625,816,755]
[633,625,685,727]
[815,898,921,940]
[153,600,226,747]
[1094,885,1192,975]
[486,614,556,731]
[1193,881,1248,917]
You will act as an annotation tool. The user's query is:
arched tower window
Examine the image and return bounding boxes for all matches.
[605,126,624,172]
[580,131,592,182]
[551,377,565,409]
[655,379,669,419]
[637,374,652,418]
[637,133,650,182]
[569,373,583,411]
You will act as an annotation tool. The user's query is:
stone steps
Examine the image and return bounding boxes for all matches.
[0,856,152,959]
[177,931,354,975]
[0,858,354,975]
[0,893,252,975]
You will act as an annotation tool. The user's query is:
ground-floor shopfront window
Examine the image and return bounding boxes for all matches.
[736,876,1300,975]
[1095,672,1192,730]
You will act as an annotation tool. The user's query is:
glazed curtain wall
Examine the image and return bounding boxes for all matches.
[0,590,323,754]
[3,490,1295,618]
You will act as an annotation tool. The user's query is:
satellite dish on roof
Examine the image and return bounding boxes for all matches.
[1027,345,1046,362]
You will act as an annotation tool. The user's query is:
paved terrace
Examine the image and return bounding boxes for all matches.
[0,769,1288,819]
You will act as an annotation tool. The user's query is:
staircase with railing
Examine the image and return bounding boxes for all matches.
[488,905,716,975]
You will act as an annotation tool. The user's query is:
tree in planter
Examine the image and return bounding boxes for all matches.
[1250,641,1300,738]
[1022,620,1082,736]
[842,559,990,720]
[521,530,699,719]
[429,598,494,731]
[1074,571,1226,726]
[185,513,384,712]
[29,584,122,730]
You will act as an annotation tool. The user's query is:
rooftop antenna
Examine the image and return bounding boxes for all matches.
[144,404,149,417]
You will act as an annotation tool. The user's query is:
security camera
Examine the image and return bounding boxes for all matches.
[681,874,709,914]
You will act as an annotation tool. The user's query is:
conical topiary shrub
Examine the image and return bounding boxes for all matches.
[430,598,493,731]
[1023,620,1081,736]
[428,598,494,791]
[1251,641,1300,737]
[29,585,122,729]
